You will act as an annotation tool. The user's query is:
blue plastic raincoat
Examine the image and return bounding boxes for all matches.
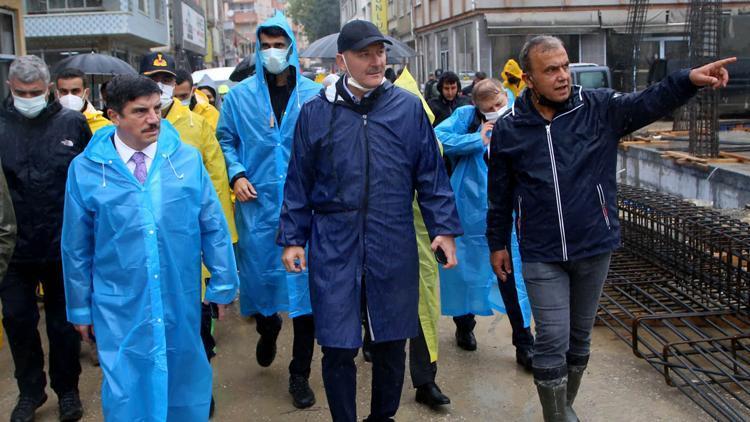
[61,123,239,421]
[277,80,462,348]
[217,12,321,318]
[435,105,531,325]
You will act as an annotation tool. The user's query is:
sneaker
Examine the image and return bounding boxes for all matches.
[10,393,47,422]
[58,390,83,421]
[289,375,316,409]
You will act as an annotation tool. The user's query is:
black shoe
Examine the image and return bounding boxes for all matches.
[256,334,278,367]
[209,395,215,419]
[516,348,534,372]
[289,375,316,409]
[455,329,477,351]
[415,382,451,408]
[58,391,83,421]
[10,393,47,422]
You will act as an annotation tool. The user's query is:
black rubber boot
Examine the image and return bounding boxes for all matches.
[566,354,589,422]
[533,366,569,422]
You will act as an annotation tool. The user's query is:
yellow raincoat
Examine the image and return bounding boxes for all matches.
[83,102,112,134]
[164,100,238,282]
[501,59,526,100]
[396,68,440,362]
[193,89,220,130]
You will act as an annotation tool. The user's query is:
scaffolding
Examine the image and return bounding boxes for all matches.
[673,0,723,156]
[624,0,650,92]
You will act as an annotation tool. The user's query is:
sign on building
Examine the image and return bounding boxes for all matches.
[371,0,388,34]
[182,2,206,50]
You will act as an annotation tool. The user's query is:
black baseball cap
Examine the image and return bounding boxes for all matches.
[140,52,176,77]
[338,20,392,53]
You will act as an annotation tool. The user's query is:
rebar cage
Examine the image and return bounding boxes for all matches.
[597,184,750,421]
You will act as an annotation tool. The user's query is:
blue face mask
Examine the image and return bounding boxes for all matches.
[261,47,290,75]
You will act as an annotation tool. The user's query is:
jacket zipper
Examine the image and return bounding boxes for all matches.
[516,195,523,242]
[545,124,568,261]
[596,183,611,230]
[361,114,374,341]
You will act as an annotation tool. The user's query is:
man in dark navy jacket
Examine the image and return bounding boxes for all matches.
[486,35,735,422]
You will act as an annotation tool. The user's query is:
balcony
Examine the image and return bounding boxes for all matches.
[24,0,169,47]
[232,11,257,25]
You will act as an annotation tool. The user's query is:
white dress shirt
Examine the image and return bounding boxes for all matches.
[114,132,157,175]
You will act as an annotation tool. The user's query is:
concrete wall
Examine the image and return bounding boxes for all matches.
[617,145,750,209]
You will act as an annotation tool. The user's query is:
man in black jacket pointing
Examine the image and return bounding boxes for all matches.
[486,35,734,422]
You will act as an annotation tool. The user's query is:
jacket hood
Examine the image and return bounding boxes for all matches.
[502,59,526,97]
[255,11,302,88]
[83,119,182,163]
[502,59,523,80]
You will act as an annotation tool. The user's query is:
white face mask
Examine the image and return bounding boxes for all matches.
[13,92,48,119]
[482,105,509,123]
[157,82,174,109]
[181,98,191,107]
[261,47,291,75]
[342,56,384,94]
[59,94,85,112]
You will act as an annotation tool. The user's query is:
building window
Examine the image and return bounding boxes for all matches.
[138,0,148,14]
[0,9,16,101]
[154,0,163,20]
[27,0,103,13]
[0,11,16,56]
[454,23,475,73]
[229,3,254,12]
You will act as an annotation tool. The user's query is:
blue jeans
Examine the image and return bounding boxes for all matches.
[522,252,612,376]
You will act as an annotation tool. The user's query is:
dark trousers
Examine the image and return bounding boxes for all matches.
[254,312,315,378]
[322,339,407,422]
[497,269,535,350]
[200,302,216,361]
[0,261,81,398]
[409,323,436,388]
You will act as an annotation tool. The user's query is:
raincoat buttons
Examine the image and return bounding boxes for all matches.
[154,275,159,279]
[149,230,155,235]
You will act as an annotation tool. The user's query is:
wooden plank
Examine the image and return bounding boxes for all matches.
[719,151,750,163]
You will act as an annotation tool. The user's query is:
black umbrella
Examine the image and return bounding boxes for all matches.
[229,55,256,82]
[300,33,417,60]
[52,53,137,77]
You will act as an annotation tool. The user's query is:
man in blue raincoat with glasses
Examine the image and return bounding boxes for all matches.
[216,11,322,409]
[278,20,463,422]
[61,74,239,421]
